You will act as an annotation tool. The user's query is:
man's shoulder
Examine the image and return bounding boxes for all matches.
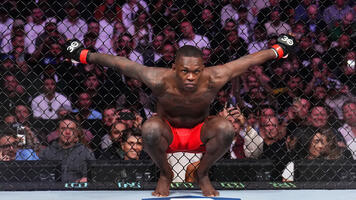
[32,94,45,102]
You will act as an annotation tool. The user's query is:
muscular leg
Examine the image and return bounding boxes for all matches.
[141,117,173,197]
[198,117,235,197]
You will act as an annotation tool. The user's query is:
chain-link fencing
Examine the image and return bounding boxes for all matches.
[0,0,355,190]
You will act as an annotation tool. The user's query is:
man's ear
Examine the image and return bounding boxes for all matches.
[172,63,176,70]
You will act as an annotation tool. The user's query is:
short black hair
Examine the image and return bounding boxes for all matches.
[0,124,17,139]
[121,128,142,143]
[175,45,203,61]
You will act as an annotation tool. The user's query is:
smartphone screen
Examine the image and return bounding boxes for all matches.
[347,60,355,70]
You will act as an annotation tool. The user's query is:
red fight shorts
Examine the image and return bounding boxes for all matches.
[165,121,206,153]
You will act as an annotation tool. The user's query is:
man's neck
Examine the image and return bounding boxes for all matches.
[188,33,195,40]
[46,93,55,100]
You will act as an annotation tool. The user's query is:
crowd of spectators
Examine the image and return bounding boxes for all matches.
[0,0,356,183]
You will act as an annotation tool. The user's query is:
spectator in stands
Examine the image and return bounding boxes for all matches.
[155,42,176,68]
[259,115,291,181]
[122,0,149,31]
[24,6,46,54]
[303,4,327,34]
[294,0,312,22]
[0,125,39,161]
[31,76,72,119]
[83,32,98,52]
[282,128,352,181]
[0,74,29,119]
[162,25,177,45]
[144,33,164,66]
[276,74,305,114]
[257,0,282,25]
[0,6,14,53]
[178,20,210,49]
[73,91,102,120]
[237,7,252,43]
[264,9,291,36]
[196,7,221,49]
[221,105,263,159]
[329,12,356,42]
[35,18,66,50]
[100,120,126,151]
[114,33,144,64]
[323,0,352,28]
[338,100,356,159]
[314,30,331,54]
[93,0,122,22]
[248,24,268,54]
[81,73,110,111]
[297,34,318,65]
[221,29,248,61]
[338,51,356,96]
[57,3,87,42]
[201,47,218,67]
[116,108,143,129]
[129,10,153,53]
[39,116,95,182]
[1,19,24,55]
[310,85,328,105]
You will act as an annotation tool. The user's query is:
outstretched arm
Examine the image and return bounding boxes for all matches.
[64,40,166,90]
[213,34,296,82]
[224,49,276,79]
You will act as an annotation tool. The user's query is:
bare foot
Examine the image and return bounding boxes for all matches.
[197,174,219,197]
[152,173,173,197]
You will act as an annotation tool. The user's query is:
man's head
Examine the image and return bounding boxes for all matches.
[180,21,194,39]
[292,98,311,118]
[58,117,81,148]
[88,20,100,35]
[15,105,30,123]
[110,121,127,143]
[343,12,354,27]
[152,34,164,52]
[173,45,204,92]
[309,106,328,128]
[253,24,267,41]
[117,109,136,128]
[313,85,327,101]
[32,7,44,24]
[342,101,356,127]
[270,9,280,24]
[247,74,260,88]
[102,107,117,127]
[0,126,18,161]
[84,74,100,91]
[307,4,318,20]
[78,92,92,110]
[43,77,56,96]
[338,34,350,49]
[223,19,237,32]
[201,8,213,23]
[121,128,143,160]
[162,43,175,63]
[4,75,18,92]
[260,116,279,139]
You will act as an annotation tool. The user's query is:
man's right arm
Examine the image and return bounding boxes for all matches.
[64,39,166,90]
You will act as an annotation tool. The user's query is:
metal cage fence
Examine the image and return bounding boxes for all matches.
[0,0,355,190]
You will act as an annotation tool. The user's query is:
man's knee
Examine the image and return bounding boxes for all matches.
[142,119,165,146]
[214,119,235,145]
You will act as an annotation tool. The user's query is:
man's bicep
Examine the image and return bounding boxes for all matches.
[223,57,251,78]
[137,67,166,91]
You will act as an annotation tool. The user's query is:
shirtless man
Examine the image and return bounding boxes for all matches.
[64,34,296,197]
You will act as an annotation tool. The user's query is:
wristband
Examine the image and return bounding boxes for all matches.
[79,49,89,64]
[271,44,284,59]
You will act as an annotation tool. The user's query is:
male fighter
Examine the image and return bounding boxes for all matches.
[64,34,296,197]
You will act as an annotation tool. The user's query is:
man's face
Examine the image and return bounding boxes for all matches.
[270,10,280,23]
[343,103,356,126]
[79,93,91,109]
[32,8,44,23]
[202,9,213,22]
[247,75,259,88]
[224,21,236,32]
[292,99,310,118]
[162,44,175,62]
[287,77,302,91]
[202,48,211,64]
[110,123,126,142]
[260,108,275,118]
[338,35,350,49]
[309,132,327,159]
[44,78,55,95]
[0,136,18,161]
[15,105,30,122]
[314,86,327,100]
[121,136,143,160]
[50,43,62,56]
[180,22,193,38]
[173,56,204,92]
[343,13,354,26]
[307,5,318,20]
[336,0,345,7]
[4,75,18,92]
[12,35,24,47]
[103,108,116,127]
[58,120,78,146]
[309,106,328,128]
[88,22,100,35]
[119,35,132,49]
[260,117,279,139]
[153,35,164,51]
[85,75,99,90]
[299,36,312,49]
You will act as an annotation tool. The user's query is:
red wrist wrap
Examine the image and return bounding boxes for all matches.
[272,44,284,59]
[79,49,89,64]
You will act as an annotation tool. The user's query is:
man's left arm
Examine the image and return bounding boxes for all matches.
[223,34,296,79]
